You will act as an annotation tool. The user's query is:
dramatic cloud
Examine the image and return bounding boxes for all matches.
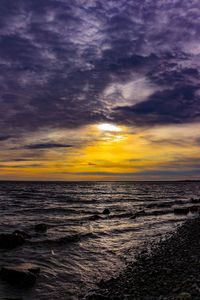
[0,0,200,137]
[1,0,200,180]
[112,85,200,126]
[24,143,73,149]
[0,164,44,168]
[0,136,12,141]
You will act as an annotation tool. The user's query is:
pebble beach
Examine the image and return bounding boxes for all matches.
[84,215,200,300]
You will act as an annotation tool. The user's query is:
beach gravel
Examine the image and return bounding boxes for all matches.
[84,216,200,300]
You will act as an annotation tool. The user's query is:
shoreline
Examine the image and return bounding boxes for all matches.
[83,215,200,300]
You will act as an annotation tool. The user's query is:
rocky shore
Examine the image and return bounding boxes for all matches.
[83,215,200,300]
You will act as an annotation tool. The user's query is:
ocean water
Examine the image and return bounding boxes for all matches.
[0,181,200,299]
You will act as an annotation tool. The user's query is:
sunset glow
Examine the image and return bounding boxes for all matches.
[98,123,121,132]
[0,0,200,181]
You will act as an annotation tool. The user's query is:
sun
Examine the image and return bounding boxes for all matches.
[98,123,121,132]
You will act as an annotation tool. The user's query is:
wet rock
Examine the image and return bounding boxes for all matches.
[0,233,25,249]
[13,230,31,239]
[189,206,199,213]
[83,216,200,299]
[174,208,189,215]
[130,214,136,219]
[103,208,110,215]
[1,298,23,300]
[117,212,134,219]
[130,210,146,219]
[150,209,173,216]
[85,293,110,300]
[34,223,47,232]
[157,202,172,208]
[0,263,40,287]
[190,198,200,204]
[89,214,101,221]
[177,292,192,299]
[135,210,146,217]
[97,279,105,287]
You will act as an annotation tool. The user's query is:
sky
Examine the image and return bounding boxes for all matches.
[1,0,200,181]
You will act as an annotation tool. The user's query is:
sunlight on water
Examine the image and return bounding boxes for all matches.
[0,181,199,299]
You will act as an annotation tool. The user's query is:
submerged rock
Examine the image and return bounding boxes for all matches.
[13,230,31,239]
[130,210,146,219]
[189,206,199,213]
[0,233,25,249]
[0,263,40,286]
[34,223,47,232]
[89,214,101,221]
[174,207,189,215]
[103,208,110,215]
[190,198,200,204]
[135,210,146,217]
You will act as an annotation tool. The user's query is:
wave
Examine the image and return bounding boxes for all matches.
[146,199,189,209]
[29,232,96,247]
[14,207,85,215]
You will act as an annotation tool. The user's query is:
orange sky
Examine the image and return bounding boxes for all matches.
[1,123,200,181]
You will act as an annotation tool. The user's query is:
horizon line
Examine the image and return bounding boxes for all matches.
[0,179,199,183]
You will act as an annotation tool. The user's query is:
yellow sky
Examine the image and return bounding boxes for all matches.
[0,122,200,180]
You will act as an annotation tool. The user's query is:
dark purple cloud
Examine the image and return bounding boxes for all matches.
[112,85,200,126]
[0,0,200,136]
[24,143,73,149]
[0,136,12,141]
[0,164,44,168]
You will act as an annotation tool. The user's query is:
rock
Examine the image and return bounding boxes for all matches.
[130,210,145,219]
[89,214,101,221]
[0,263,40,286]
[13,230,31,239]
[130,214,136,219]
[190,198,200,204]
[174,208,189,215]
[0,233,25,249]
[103,208,110,215]
[177,292,192,299]
[135,210,146,217]
[34,223,47,232]
[85,293,110,300]
[189,206,199,213]
[0,298,23,300]
[98,279,105,287]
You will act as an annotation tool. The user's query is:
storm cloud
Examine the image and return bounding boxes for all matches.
[0,136,12,141]
[24,143,73,149]
[1,0,200,135]
[112,85,200,126]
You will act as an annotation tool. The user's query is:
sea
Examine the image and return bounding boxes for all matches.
[0,181,200,300]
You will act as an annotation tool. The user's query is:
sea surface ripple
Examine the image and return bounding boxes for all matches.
[0,181,199,299]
